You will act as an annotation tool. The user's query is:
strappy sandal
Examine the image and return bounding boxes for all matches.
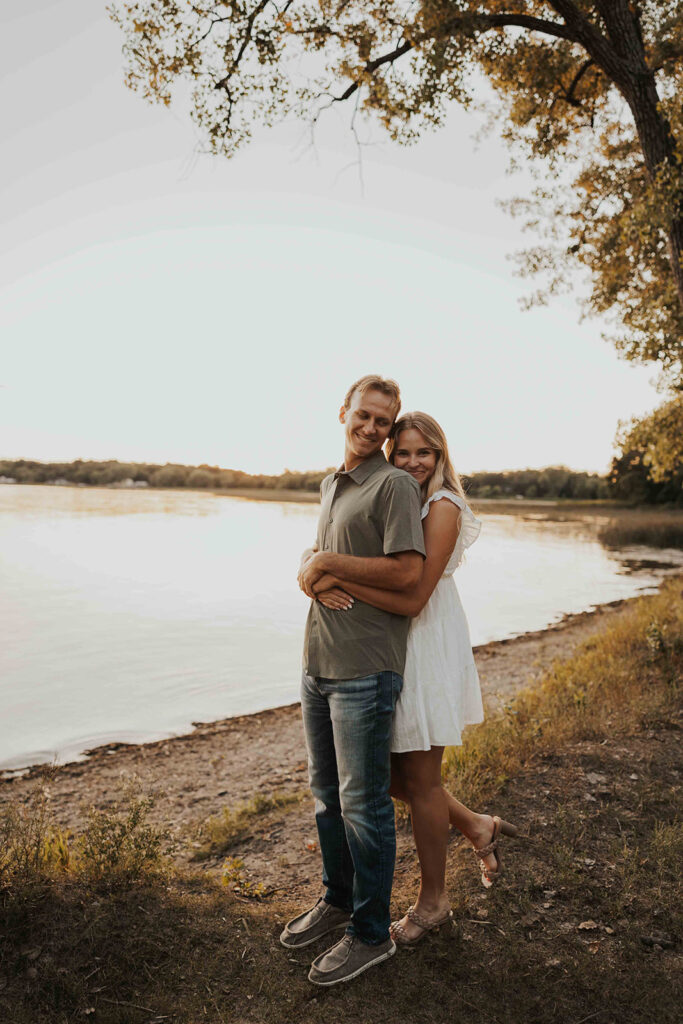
[390,904,453,947]
[473,815,518,888]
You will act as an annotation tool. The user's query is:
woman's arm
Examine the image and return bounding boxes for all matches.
[315,500,461,617]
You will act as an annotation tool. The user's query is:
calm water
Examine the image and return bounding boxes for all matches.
[1,485,681,771]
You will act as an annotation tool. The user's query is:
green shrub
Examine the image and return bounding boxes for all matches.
[0,781,71,904]
[77,785,172,888]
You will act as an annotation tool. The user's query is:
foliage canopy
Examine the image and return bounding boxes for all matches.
[110,2,683,383]
[614,394,683,487]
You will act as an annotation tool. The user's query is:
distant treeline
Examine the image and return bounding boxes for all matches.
[3,457,679,504]
[0,459,330,493]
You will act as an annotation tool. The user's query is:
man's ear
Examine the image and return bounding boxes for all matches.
[339,404,346,424]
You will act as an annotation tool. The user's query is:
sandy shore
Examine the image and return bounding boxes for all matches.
[0,592,646,855]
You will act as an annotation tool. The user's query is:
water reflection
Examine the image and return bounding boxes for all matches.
[0,485,680,771]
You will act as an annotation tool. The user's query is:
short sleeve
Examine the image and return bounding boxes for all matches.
[381,474,426,558]
[423,489,481,568]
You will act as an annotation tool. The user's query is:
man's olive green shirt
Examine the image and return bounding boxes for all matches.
[303,450,426,680]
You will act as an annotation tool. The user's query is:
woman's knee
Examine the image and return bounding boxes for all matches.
[400,765,444,805]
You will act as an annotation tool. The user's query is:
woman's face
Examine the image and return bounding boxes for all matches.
[392,428,437,487]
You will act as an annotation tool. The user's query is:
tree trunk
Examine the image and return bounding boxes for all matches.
[620,76,683,310]
[588,0,683,309]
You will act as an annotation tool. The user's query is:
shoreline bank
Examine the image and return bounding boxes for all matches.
[0,592,647,782]
[2,585,668,852]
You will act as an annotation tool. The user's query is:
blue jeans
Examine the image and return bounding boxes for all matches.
[300,670,403,945]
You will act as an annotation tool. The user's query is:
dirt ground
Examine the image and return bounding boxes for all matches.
[1,593,647,887]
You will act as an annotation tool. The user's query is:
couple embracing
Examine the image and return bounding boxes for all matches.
[281,375,516,986]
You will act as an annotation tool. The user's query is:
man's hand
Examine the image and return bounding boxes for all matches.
[299,545,318,574]
[298,551,326,598]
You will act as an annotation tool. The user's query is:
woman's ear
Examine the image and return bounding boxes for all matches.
[339,404,346,424]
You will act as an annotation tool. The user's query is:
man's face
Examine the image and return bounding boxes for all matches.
[339,387,397,466]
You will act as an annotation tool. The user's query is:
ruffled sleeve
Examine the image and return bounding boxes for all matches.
[421,489,481,571]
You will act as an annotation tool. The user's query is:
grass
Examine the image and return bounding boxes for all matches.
[442,577,681,808]
[192,791,304,861]
[1,579,681,1024]
[597,510,683,549]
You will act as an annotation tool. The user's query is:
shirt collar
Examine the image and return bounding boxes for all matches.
[335,449,388,485]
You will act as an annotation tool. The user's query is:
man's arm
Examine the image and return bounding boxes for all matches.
[313,501,461,616]
[299,549,422,598]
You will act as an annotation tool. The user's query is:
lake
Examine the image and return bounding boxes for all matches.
[1,485,681,772]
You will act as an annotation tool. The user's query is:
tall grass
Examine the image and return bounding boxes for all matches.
[0,778,172,908]
[193,790,304,860]
[0,782,71,903]
[598,511,683,549]
[444,576,682,806]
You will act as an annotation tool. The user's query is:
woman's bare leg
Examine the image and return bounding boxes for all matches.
[392,747,451,940]
[390,755,498,885]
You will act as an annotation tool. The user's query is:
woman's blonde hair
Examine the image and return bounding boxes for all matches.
[386,411,466,502]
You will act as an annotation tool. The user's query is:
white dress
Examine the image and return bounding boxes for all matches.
[391,489,484,753]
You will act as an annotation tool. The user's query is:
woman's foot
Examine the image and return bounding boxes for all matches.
[467,814,499,877]
[470,815,518,888]
[390,896,452,945]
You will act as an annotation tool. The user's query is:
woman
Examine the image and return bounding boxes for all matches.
[313,412,517,945]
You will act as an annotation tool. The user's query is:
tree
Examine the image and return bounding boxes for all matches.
[615,394,683,486]
[110,2,683,382]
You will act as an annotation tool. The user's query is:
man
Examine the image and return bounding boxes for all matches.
[280,374,425,986]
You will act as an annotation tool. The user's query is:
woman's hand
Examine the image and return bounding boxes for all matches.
[312,573,341,594]
[316,587,354,611]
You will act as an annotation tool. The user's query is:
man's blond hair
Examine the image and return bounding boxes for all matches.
[343,375,401,418]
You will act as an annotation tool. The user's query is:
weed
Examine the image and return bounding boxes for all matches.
[193,790,303,860]
[221,856,266,898]
[77,785,172,888]
[0,779,71,905]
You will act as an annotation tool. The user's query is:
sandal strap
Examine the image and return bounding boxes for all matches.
[473,838,498,859]
[406,905,451,931]
[391,919,411,942]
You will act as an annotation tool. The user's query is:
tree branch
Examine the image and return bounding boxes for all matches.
[560,57,596,108]
[333,10,578,103]
[214,0,272,90]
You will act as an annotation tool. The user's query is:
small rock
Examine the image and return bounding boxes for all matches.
[584,858,596,867]
[542,902,552,910]
[588,942,600,954]
[578,920,599,931]
[476,908,489,919]
[629,773,639,780]
[583,793,597,803]
[304,839,318,851]
[605,926,615,935]
[543,889,557,898]
[641,932,675,950]
[585,772,607,785]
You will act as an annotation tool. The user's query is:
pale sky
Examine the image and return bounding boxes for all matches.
[0,0,662,475]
